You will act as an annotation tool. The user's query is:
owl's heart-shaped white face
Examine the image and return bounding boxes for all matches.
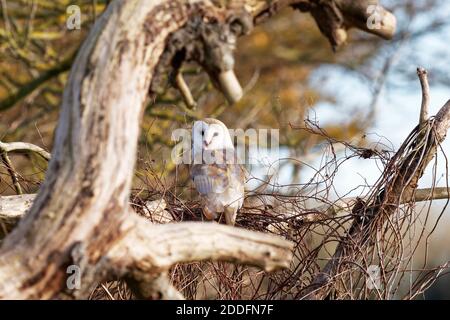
[192,120,233,152]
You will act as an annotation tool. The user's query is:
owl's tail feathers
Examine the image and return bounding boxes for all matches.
[224,206,238,226]
[203,206,217,221]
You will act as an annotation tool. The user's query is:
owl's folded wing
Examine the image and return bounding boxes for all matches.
[191,163,245,195]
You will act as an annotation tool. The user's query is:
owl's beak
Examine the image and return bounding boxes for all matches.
[203,140,210,149]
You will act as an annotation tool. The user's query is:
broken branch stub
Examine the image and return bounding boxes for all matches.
[151,8,253,104]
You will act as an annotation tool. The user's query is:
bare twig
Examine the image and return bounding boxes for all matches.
[0,141,50,161]
[0,140,50,195]
[0,152,22,195]
[174,72,197,109]
[417,67,430,127]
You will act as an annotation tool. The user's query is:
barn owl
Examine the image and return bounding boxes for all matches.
[190,118,245,225]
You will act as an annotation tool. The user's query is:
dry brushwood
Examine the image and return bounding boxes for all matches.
[1,70,450,300]
[299,76,450,299]
[2,186,449,236]
[0,141,51,195]
[0,0,398,300]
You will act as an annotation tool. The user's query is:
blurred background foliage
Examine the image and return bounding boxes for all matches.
[0,1,364,192]
[1,0,449,298]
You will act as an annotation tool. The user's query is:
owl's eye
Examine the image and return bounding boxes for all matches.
[201,130,204,136]
[213,132,219,137]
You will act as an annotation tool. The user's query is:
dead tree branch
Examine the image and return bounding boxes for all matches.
[111,214,293,273]
[305,187,450,222]
[0,141,51,161]
[417,67,430,128]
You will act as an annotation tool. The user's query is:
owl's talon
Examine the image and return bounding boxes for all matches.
[203,207,217,220]
[224,207,237,226]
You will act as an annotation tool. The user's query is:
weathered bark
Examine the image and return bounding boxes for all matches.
[0,0,396,299]
[0,194,35,238]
